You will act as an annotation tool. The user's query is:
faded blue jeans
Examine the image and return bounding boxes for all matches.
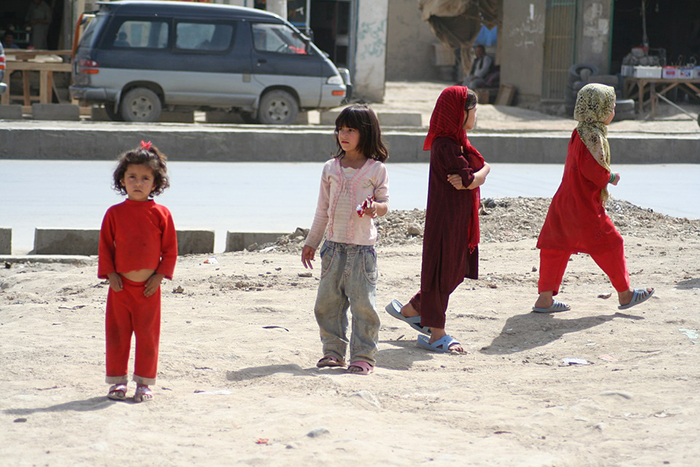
[314,241,380,365]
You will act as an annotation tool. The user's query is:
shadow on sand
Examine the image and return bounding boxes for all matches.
[480,311,644,355]
[4,396,113,416]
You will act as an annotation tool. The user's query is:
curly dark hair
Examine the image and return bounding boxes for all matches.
[112,143,170,196]
[334,104,389,162]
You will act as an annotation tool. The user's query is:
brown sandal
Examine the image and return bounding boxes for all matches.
[316,356,346,368]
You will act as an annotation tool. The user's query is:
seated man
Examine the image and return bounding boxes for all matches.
[464,45,493,89]
[3,32,21,49]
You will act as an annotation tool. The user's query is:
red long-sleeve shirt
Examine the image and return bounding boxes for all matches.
[98,199,177,279]
[537,130,621,255]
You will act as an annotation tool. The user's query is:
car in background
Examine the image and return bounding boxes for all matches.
[0,41,7,95]
[70,1,348,124]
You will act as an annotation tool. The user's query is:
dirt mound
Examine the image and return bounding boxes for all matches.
[250,197,700,254]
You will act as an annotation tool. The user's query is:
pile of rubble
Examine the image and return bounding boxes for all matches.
[248,197,700,254]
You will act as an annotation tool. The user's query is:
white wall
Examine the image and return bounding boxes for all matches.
[577,0,612,73]
[386,0,441,81]
[354,0,388,102]
[500,0,546,103]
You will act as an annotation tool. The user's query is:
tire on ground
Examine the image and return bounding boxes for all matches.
[104,103,123,122]
[257,90,299,125]
[120,87,162,122]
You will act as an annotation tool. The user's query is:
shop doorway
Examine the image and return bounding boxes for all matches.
[309,0,355,72]
[611,0,700,71]
[0,0,64,50]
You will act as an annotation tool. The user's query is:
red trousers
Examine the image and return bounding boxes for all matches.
[538,245,630,295]
[105,277,161,385]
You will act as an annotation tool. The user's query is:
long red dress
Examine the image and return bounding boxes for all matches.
[409,85,485,329]
[410,138,483,328]
[537,130,622,255]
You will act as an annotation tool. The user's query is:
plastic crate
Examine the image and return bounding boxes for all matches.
[678,67,694,79]
[633,66,662,78]
[662,67,679,79]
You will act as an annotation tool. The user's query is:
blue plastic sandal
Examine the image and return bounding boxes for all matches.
[532,300,571,313]
[385,299,431,335]
[417,334,465,354]
[618,288,655,310]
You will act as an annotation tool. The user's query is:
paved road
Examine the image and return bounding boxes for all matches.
[1,161,698,254]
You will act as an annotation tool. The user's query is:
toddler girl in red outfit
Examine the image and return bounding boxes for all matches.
[98,141,177,402]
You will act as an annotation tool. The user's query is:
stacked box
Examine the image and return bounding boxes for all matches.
[662,67,679,79]
[633,66,662,78]
[679,67,694,79]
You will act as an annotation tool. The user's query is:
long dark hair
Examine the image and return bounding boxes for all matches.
[334,104,388,162]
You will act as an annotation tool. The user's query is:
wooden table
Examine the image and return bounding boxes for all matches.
[624,77,700,119]
[1,50,72,108]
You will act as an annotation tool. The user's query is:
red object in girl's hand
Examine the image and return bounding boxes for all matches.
[356,195,375,217]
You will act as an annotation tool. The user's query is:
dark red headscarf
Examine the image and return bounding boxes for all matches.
[424,85,485,251]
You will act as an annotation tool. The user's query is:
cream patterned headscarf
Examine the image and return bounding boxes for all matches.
[574,83,616,202]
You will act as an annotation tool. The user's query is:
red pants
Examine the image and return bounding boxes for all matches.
[538,245,630,295]
[105,277,161,385]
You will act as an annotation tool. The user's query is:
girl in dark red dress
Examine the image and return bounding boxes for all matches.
[386,86,490,354]
[532,83,654,313]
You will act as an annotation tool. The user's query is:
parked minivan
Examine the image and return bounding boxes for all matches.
[70,1,348,124]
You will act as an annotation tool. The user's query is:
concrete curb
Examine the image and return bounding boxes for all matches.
[0,255,96,265]
[1,124,698,163]
[226,231,289,252]
[31,104,81,121]
[0,105,23,120]
[30,228,216,256]
[0,228,11,255]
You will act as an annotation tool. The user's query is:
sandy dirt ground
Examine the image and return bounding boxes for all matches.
[2,198,699,466]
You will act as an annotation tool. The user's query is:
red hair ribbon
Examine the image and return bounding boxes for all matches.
[140,140,153,151]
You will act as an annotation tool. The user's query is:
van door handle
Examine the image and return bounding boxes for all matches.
[257,59,267,66]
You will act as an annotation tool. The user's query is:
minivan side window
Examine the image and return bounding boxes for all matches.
[252,23,308,55]
[113,20,168,49]
[176,23,234,52]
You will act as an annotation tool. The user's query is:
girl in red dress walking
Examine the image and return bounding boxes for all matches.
[386,86,490,354]
[533,83,654,313]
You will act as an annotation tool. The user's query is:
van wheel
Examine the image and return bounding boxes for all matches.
[258,90,298,125]
[120,88,162,122]
[104,104,123,122]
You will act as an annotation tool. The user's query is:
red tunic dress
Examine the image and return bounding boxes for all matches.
[421,136,480,294]
[537,130,622,254]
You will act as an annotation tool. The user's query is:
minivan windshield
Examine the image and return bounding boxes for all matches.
[252,23,308,55]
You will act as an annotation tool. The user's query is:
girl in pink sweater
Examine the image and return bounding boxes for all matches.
[301,105,390,375]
